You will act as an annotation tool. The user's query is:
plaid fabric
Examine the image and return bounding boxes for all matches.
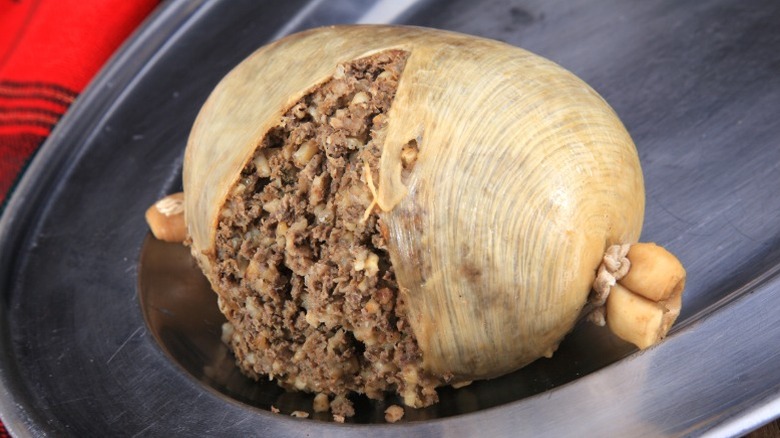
[0,0,157,208]
[0,0,158,433]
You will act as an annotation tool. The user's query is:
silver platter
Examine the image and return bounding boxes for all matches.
[1,0,779,436]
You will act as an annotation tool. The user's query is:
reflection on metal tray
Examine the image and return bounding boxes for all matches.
[1,0,779,436]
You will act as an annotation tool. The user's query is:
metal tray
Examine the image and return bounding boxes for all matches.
[1,0,779,436]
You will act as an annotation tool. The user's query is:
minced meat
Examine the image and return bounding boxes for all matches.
[212,50,446,418]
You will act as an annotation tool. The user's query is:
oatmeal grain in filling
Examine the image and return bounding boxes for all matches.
[213,50,446,418]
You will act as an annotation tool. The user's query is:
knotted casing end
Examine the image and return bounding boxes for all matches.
[589,242,686,349]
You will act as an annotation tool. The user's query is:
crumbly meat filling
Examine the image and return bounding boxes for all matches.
[212,50,445,418]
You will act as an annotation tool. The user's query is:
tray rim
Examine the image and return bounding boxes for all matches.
[0,1,213,436]
[1,0,779,436]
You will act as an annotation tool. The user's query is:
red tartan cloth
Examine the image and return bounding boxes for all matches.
[0,0,158,434]
[0,0,158,206]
